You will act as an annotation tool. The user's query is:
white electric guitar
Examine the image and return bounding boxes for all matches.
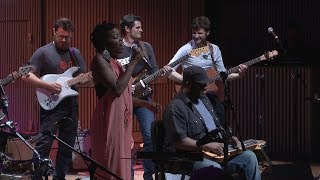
[36,67,92,110]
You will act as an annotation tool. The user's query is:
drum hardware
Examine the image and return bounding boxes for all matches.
[0,84,53,178]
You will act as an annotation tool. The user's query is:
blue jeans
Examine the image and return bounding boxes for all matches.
[193,150,261,180]
[133,99,155,180]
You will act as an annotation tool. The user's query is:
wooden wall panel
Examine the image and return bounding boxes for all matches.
[43,0,205,131]
[107,0,205,132]
[226,66,313,160]
[44,0,110,130]
[0,0,41,132]
[1,0,319,161]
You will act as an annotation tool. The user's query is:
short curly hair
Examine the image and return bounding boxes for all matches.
[54,17,74,32]
[90,21,117,53]
[191,16,211,32]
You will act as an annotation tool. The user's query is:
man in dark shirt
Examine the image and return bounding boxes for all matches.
[117,14,159,180]
[163,66,261,180]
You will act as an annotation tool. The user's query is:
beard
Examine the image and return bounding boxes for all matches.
[55,42,69,52]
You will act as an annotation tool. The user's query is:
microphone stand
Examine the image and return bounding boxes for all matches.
[221,74,246,166]
[44,131,123,180]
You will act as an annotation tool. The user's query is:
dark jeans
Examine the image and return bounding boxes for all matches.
[33,99,78,180]
[133,97,155,180]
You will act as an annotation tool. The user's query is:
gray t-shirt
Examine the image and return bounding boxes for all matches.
[29,42,86,77]
[28,42,86,110]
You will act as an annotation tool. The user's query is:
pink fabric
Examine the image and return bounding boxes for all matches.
[91,59,132,180]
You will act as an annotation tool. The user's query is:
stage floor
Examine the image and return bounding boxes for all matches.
[1,161,319,179]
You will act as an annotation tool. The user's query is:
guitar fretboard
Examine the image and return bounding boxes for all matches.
[135,53,190,86]
[67,72,92,86]
[0,75,16,87]
[134,46,209,87]
[208,57,262,84]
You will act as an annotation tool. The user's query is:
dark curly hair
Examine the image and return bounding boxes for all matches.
[90,21,117,53]
[191,16,211,32]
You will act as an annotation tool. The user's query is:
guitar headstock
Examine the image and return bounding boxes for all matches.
[189,46,210,57]
[261,50,278,61]
[18,64,36,76]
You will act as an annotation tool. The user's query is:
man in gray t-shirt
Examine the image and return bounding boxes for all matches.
[23,17,88,180]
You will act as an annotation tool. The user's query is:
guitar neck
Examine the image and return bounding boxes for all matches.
[0,75,18,87]
[227,57,262,74]
[67,72,91,86]
[168,53,190,68]
[208,56,262,84]
[137,53,190,85]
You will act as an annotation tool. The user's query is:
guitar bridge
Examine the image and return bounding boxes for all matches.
[133,86,152,98]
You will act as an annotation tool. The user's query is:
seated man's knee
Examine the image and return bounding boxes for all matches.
[242,150,257,159]
[191,166,226,180]
[193,158,222,171]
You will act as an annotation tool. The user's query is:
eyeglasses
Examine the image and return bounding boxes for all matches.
[54,32,72,41]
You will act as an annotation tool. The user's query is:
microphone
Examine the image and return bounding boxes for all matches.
[196,128,223,147]
[132,44,149,64]
[101,49,110,61]
[267,27,279,41]
[267,27,287,55]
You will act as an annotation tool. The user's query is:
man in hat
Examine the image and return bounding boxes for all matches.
[163,66,260,180]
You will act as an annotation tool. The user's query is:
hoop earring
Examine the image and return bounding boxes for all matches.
[102,49,110,61]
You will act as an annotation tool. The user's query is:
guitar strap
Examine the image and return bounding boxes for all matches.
[138,41,148,60]
[138,41,152,68]
[68,47,81,69]
[208,42,218,71]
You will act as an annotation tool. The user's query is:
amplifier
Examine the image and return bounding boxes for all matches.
[6,137,35,160]
[71,129,91,171]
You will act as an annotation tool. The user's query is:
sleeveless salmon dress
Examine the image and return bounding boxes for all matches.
[91,59,132,180]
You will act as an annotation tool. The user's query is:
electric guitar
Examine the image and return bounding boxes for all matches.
[175,50,278,100]
[203,139,267,163]
[133,46,210,98]
[36,67,92,110]
[0,64,36,120]
[0,64,36,87]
